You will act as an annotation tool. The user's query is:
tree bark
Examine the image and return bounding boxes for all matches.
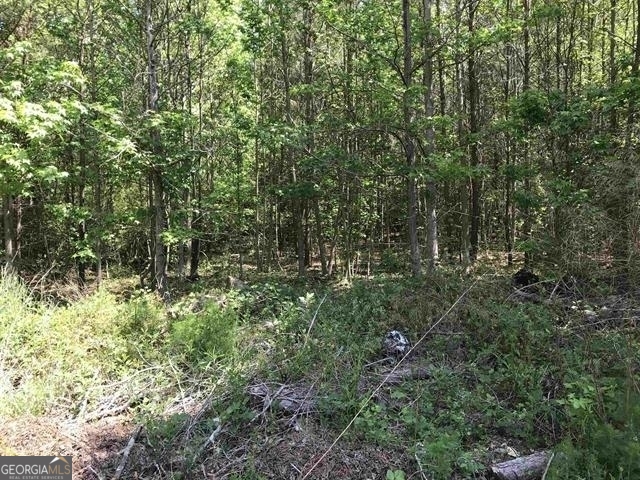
[522,0,532,268]
[189,14,206,281]
[455,0,469,265]
[468,0,481,263]
[490,451,552,480]
[189,168,201,279]
[314,200,328,275]
[278,5,305,277]
[95,167,103,285]
[3,194,15,272]
[146,0,169,302]
[423,0,439,271]
[609,0,618,129]
[504,0,514,266]
[403,0,421,276]
[77,180,86,285]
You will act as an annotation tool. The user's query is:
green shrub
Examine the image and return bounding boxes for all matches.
[414,433,461,480]
[171,301,238,364]
[551,376,640,480]
[0,274,168,416]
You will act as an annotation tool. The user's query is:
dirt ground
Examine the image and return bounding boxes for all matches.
[0,412,409,479]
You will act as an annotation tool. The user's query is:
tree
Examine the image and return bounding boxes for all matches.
[423,0,439,271]
[403,0,421,276]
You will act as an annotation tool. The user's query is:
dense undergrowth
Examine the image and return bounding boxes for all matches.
[0,266,638,479]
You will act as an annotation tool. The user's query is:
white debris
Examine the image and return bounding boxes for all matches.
[382,330,411,357]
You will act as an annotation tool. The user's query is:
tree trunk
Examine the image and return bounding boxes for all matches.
[303,2,327,275]
[146,0,169,302]
[455,0,469,266]
[468,0,481,263]
[15,196,21,263]
[403,0,421,276]
[314,200,328,275]
[189,16,205,281]
[609,0,618,129]
[278,5,305,277]
[522,0,532,268]
[152,168,169,301]
[3,194,15,272]
[189,173,201,279]
[423,0,439,271]
[77,181,86,285]
[95,167,103,285]
[176,187,188,279]
[503,0,514,266]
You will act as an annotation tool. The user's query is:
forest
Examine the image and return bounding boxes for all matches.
[1,0,640,478]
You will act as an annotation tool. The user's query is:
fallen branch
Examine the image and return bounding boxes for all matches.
[377,364,432,385]
[86,465,105,480]
[490,450,552,480]
[84,400,133,422]
[194,417,222,462]
[541,452,555,480]
[112,425,142,480]
[248,383,318,419]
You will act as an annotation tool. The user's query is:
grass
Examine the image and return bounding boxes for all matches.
[0,266,638,479]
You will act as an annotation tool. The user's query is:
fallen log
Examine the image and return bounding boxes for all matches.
[490,451,552,480]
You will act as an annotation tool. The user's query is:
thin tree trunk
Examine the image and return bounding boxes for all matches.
[455,0,469,265]
[314,200,328,275]
[76,23,88,287]
[423,0,439,271]
[255,133,263,272]
[278,5,305,277]
[77,181,86,285]
[3,194,15,272]
[609,0,618,129]
[176,189,188,278]
[522,0,532,268]
[468,0,481,263]
[189,173,201,279]
[177,8,193,280]
[189,11,205,281]
[146,0,169,302]
[403,0,421,276]
[152,169,169,300]
[504,0,514,266]
[95,167,103,285]
[302,2,327,275]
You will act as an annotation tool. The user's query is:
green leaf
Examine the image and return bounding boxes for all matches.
[386,469,406,480]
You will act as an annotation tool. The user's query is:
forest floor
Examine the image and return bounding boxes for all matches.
[1,261,639,479]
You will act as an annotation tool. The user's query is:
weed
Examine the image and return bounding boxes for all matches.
[1,269,638,480]
[385,469,406,480]
[413,433,461,480]
[170,301,238,366]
